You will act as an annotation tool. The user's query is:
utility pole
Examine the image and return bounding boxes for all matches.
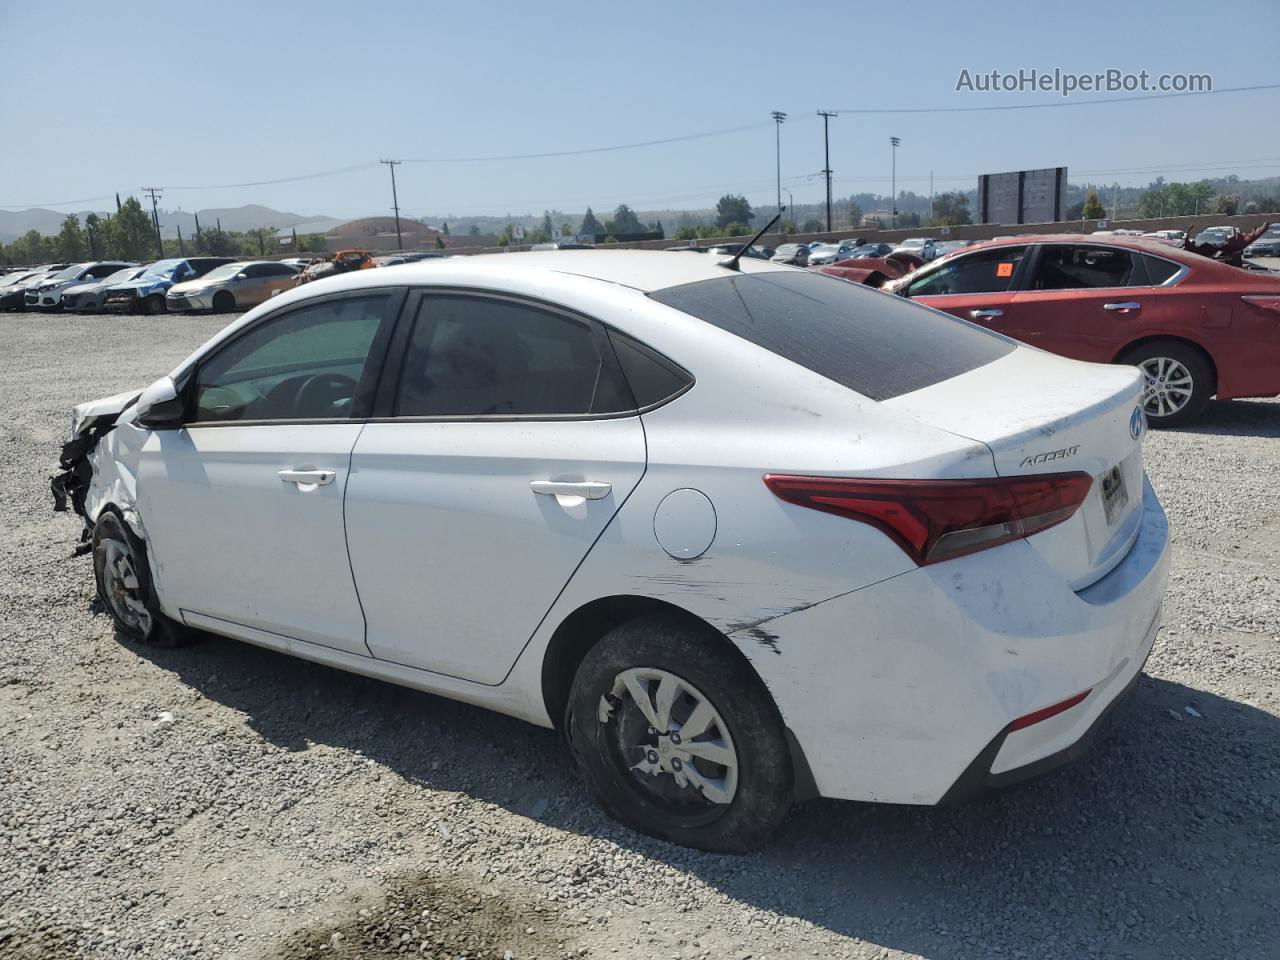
[889,137,901,229]
[380,159,403,250]
[177,223,185,256]
[929,169,934,224]
[817,111,837,231]
[771,111,787,221]
[1112,182,1120,221]
[143,186,164,257]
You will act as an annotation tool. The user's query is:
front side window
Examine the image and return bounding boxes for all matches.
[192,294,388,422]
[904,247,1027,297]
[394,295,634,417]
[1028,245,1137,290]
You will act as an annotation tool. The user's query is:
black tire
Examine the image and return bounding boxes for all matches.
[140,294,165,315]
[91,512,189,647]
[566,615,793,852]
[212,290,235,312]
[1118,339,1214,427]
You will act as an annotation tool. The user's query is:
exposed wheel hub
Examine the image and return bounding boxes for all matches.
[598,667,738,808]
[100,537,152,634]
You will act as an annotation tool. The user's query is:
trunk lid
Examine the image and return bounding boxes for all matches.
[883,346,1146,589]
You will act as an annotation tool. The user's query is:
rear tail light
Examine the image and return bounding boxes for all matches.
[1241,295,1280,316]
[763,471,1093,565]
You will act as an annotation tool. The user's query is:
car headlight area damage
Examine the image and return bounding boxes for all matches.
[49,250,1171,853]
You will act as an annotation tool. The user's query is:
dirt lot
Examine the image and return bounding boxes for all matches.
[2,313,1278,960]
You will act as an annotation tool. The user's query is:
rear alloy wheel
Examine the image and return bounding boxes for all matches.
[91,512,189,647]
[212,290,235,312]
[1121,340,1213,426]
[567,615,793,852]
[143,294,166,315]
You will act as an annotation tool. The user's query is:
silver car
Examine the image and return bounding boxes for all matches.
[166,261,299,313]
[62,266,149,312]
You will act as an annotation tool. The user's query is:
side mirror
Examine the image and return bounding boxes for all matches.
[134,376,185,430]
[236,273,248,280]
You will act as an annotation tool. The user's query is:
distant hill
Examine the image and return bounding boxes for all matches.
[157,205,339,237]
[0,204,338,243]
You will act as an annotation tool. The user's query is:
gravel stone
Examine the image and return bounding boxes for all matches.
[0,312,1276,958]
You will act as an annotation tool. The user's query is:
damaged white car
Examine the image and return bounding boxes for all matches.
[53,248,1170,852]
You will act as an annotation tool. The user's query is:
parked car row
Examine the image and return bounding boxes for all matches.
[0,257,306,314]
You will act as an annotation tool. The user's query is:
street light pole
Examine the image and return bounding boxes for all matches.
[771,111,787,221]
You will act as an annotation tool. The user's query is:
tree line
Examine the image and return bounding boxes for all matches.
[0,196,329,266]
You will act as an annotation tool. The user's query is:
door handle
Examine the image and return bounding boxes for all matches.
[969,308,1003,319]
[1103,301,1142,312]
[530,480,612,500]
[278,469,336,487]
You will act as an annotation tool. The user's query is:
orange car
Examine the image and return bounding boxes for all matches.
[294,249,377,285]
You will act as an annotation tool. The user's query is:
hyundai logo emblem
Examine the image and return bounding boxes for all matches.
[1129,406,1146,440]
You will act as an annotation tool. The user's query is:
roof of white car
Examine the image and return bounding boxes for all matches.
[386,249,795,292]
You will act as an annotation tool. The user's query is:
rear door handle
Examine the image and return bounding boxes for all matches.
[1103,301,1142,312]
[529,480,612,500]
[278,469,336,487]
[969,308,1003,319]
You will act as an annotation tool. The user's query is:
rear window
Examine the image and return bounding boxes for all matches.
[648,271,1014,402]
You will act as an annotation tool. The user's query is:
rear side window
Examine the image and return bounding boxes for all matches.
[1142,255,1183,285]
[648,271,1014,402]
[607,331,693,408]
[905,247,1027,296]
[1029,245,1136,289]
[395,295,635,417]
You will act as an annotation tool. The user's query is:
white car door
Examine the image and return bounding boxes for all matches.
[344,290,649,684]
[135,290,402,655]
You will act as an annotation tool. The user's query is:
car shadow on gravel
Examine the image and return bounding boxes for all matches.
[1172,398,1280,438]
[128,632,1278,958]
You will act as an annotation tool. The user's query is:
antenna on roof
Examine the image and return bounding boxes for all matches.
[719,211,783,272]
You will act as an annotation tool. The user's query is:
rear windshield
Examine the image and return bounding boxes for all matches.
[648,271,1014,401]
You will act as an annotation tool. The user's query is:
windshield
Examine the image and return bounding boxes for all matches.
[199,263,245,282]
[811,245,838,255]
[100,267,139,284]
[649,271,1014,402]
[50,264,88,281]
[142,259,185,279]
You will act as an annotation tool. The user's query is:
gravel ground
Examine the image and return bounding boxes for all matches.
[1,312,1277,960]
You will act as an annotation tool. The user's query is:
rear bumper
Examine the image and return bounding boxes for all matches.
[938,611,1155,803]
[737,475,1170,805]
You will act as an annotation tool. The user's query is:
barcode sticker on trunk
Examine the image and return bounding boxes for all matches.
[1101,465,1128,526]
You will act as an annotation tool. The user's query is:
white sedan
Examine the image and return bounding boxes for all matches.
[54,250,1169,852]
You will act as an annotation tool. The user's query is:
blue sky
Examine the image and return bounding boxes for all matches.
[2,0,1278,219]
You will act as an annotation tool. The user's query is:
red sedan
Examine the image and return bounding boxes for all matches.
[890,235,1280,425]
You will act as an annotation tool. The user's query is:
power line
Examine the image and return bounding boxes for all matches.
[830,82,1280,115]
[400,121,775,163]
[167,161,380,191]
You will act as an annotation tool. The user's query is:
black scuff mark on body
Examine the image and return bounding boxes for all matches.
[744,627,782,655]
